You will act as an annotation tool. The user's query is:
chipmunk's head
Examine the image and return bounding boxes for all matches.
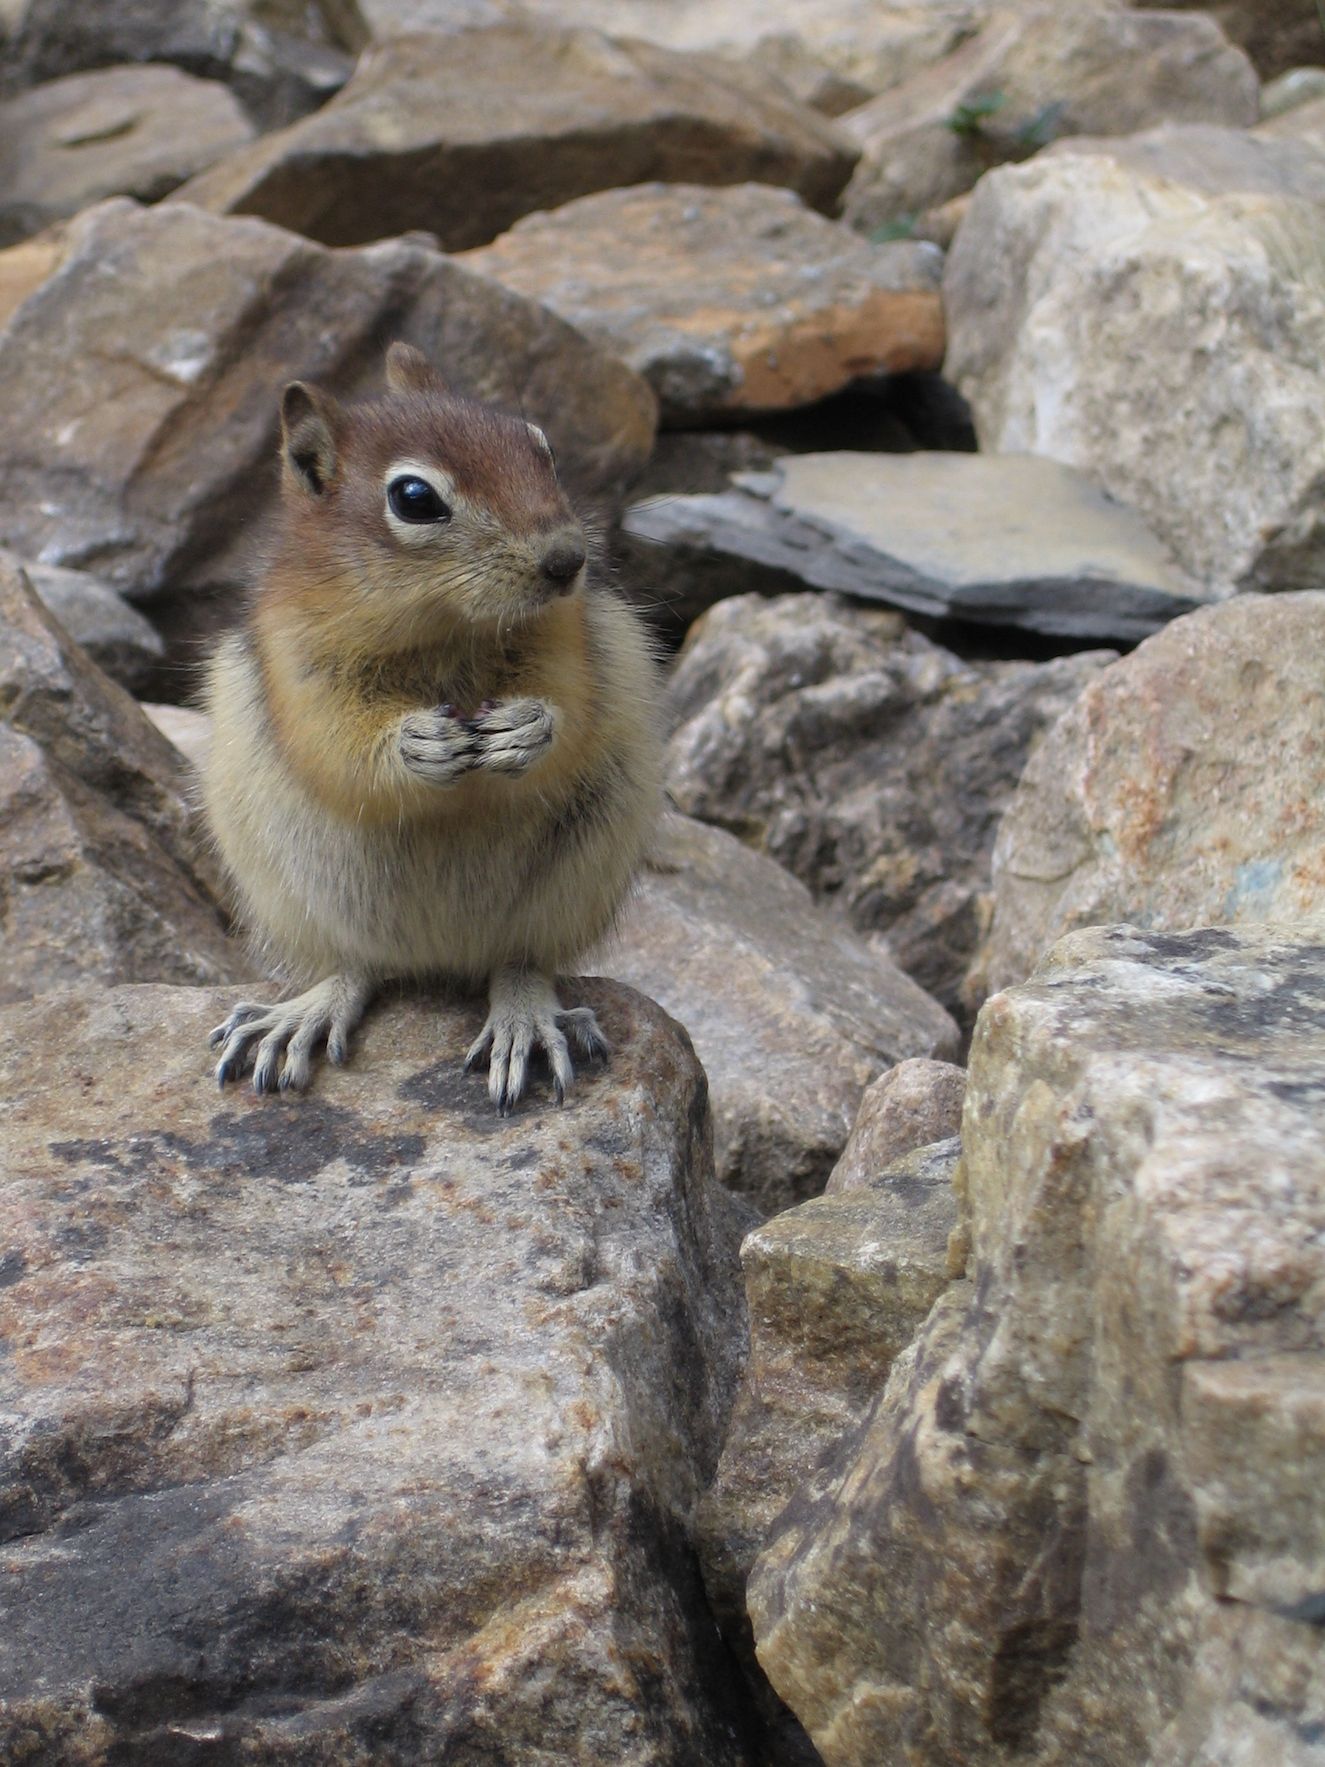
[276,343,586,642]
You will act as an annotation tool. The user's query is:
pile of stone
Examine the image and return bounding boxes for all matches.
[2,0,1323,1759]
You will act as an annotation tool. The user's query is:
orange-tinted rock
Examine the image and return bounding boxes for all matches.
[461,182,942,423]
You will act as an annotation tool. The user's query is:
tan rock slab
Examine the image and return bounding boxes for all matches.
[0,556,245,1002]
[0,63,254,246]
[977,592,1325,997]
[0,978,757,1760]
[0,198,655,646]
[840,3,1257,234]
[826,1057,966,1192]
[461,182,943,424]
[750,922,1325,1764]
[612,813,958,1214]
[945,130,1325,590]
[173,23,858,250]
[665,592,1113,1020]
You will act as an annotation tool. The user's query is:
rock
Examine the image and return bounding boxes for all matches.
[0,198,655,651]
[173,24,858,250]
[1260,64,1325,118]
[2,549,165,693]
[665,593,1113,1020]
[0,64,255,246]
[1133,0,1325,81]
[1257,90,1325,147]
[825,1058,966,1193]
[0,0,359,127]
[748,922,1325,1766]
[467,0,988,104]
[0,556,244,1003]
[0,976,766,1761]
[0,222,67,329]
[460,183,944,425]
[698,1141,960,1741]
[977,592,1325,997]
[140,703,211,773]
[944,132,1325,590]
[839,4,1258,234]
[612,814,959,1215]
[627,451,1205,642]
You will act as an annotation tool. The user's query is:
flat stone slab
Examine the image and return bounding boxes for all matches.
[625,451,1205,641]
[0,979,755,1761]
[460,182,943,423]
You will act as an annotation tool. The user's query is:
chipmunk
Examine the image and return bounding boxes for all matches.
[202,342,663,1111]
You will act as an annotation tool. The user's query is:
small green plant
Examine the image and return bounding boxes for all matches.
[1015,99,1068,153]
[869,214,919,244]
[945,90,1007,137]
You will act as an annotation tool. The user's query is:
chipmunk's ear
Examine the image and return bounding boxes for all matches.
[280,380,342,497]
[385,341,446,397]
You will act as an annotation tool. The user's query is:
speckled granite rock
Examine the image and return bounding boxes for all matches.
[977,592,1325,996]
[749,922,1325,1766]
[0,63,254,245]
[945,131,1325,591]
[665,592,1113,1019]
[0,978,764,1762]
[460,183,943,424]
[0,555,243,1003]
[612,813,958,1214]
[174,23,857,249]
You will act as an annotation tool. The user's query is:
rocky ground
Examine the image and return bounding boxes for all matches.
[1,1,1323,1762]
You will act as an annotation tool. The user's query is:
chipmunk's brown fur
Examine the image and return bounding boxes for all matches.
[203,343,662,1110]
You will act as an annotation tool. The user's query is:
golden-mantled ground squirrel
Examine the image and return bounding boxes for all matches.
[203,343,663,1111]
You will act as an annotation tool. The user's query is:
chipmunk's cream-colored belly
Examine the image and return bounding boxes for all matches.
[203,633,651,987]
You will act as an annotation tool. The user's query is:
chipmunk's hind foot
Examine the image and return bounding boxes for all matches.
[464,970,609,1114]
[210,976,371,1095]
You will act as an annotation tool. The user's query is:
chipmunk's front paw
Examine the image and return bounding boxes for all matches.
[468,697,556,776]
[400,704,478,784]
[463,971,608,1113]
[209,976,370,1095]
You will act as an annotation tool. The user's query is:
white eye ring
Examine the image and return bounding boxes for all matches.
[383,458,457,545]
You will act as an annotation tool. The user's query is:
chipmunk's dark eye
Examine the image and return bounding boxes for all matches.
[388,475,450,524]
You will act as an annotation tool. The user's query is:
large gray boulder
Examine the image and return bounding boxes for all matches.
[977,591,1325,996]
[750,922,1325,1766]
[613,814,958,1214]
[0,978,762,1761]
[945,129,1325,591]
[460,182,944,425]
[0,198,655,651]
[625,450,1207,641]
[665,592,1113,1019]
[0,555,244,1003]
[173,23,858,249]
[3,548,165,693]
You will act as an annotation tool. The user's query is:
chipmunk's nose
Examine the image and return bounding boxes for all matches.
[539,532,586,591]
